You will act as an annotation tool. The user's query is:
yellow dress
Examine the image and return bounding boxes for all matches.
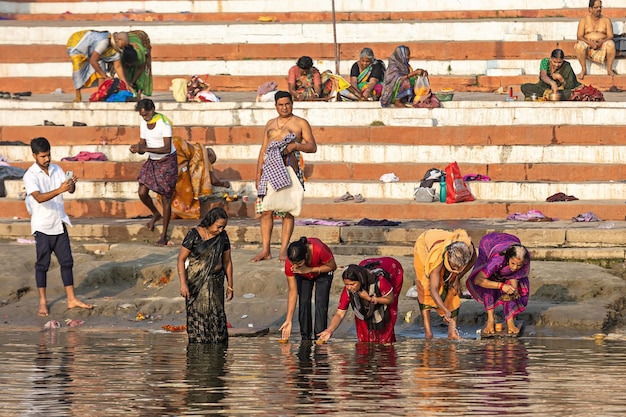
[413,229,473,315]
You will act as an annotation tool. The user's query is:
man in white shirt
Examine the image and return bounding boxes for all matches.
[23,137,93,317]
[130,98,178,246]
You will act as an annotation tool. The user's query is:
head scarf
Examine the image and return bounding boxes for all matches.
[343,264,389,330]
[380,45,411,107]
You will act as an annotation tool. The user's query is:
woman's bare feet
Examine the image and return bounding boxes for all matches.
[608,69,616,77]
[38,302,49,317]
[146,213,162,232]
[154,239,168,247]
[506,318,520,335]
[448,324,461,340]
[424,331,434,340]
[67,299,93,310]
[251,250,272,262]
[577,71,586,80]
[482,320,496,335]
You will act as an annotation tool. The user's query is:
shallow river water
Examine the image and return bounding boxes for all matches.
[1,329,626,416]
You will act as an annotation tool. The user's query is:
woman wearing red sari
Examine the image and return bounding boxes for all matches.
[318,257,404,344]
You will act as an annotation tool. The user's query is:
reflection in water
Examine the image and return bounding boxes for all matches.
[293,341,332,407]
[2,331,626,416]
[185,343,227,412]
[29,331,78,415]
[469,339,530,415]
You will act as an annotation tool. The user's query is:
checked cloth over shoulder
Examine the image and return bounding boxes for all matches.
[257,133,295,197]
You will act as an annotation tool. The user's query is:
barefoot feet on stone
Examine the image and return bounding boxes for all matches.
[507,324,520,335]
[67,299,93,310]
[482,321,496,335]
[608,70,616,77]
[251,251,272,262]
[154,239,168,247]
[38,303,49,317]
[146,213,162,232]
[448,329,461,340]
[577,71,586,80]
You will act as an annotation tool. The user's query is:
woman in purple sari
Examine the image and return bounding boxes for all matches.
[380,45,427,107]
[466,233,530,336]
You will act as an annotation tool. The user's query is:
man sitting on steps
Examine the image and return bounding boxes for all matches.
[574,0,616,79]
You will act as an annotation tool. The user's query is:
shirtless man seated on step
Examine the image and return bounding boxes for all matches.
[574,0,616,79]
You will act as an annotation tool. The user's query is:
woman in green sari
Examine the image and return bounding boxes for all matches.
[521,49,580,100]
[340,48,386,101]
[122,30,153,98]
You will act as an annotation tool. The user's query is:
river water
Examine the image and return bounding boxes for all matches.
[1,329,625,416]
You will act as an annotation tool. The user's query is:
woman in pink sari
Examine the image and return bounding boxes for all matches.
[318,257,404,344]
[466,233,530,336]
[287,56,333,101]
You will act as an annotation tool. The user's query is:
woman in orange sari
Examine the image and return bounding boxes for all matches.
[413,229,476,340]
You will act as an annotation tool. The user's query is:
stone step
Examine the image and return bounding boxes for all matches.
[2,197,625,221]
[4,19,600,45]
[3,0,622,18]
[5,176,626,202]
[3,99,626,127]
[3,143,625,165]
[331,244,626,261]
[1,18,625,93]
[1,43,624,77]
[1,12,625,45]
[3,73,626,95]
[1,216,625,255]
[7,160,625,183]
[0,41,586,64]
[3,124,626,146]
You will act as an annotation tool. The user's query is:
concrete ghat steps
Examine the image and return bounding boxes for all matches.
[1,42,625,76]
[6,161,625,183]
[3,74,626,96]
[2,0,625,20]
[4,177,626,201]
[0,41,596,63]
[3,100,626,127]
[2,197,625,221]
[4,143,626,165]
[1,17,626,93]
[0,0,621,15]
[10,20,617,45]
[1,217,625,257]
[3,124,626,146]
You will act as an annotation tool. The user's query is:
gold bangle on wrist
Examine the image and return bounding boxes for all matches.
[227,286,233,291]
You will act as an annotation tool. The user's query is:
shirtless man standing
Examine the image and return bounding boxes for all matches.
[574,0,616,79]
[251,91,317,262]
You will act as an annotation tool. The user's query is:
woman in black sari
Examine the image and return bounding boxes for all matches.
[178,207,233,344]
